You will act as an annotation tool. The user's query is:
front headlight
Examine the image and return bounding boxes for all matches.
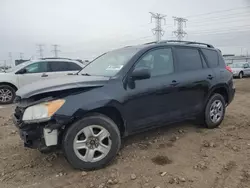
[22,99,65,122]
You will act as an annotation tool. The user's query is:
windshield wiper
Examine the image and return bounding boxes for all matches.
[81,73,91,76]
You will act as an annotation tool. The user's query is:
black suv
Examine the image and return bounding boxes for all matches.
[13,40,235,170]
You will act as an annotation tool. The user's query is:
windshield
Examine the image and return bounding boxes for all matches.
[230,63,245,68]
[79,48,140,77]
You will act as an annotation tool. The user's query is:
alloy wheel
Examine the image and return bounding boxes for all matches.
[0,88,13,103]
[73,125,112,163]
[210,100,223,123]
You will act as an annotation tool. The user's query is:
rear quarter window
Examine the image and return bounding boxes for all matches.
[201,49,219,68]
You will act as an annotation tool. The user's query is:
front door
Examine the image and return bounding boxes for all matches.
[123,47,180,133]
[16,61,49,88]
[243,63,250,76]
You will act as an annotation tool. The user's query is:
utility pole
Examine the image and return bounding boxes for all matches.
[173,17,188,41]
[20,53,24,59]
[37,44,44,58]
[150,12,166,42]
[51,44,60,57]
[8,52,12,66]
[4,60,7,69]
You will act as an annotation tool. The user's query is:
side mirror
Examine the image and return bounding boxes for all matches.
[16,68,27,74]
[131,67,151,80]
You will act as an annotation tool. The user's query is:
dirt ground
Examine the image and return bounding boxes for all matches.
[0,79,250,188]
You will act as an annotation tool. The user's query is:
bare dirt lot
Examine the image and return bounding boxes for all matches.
[0,79,250,188]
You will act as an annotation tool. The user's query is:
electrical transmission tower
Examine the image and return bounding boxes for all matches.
[173,17,188,41]
[19,53,24,59]
[51,44,60,57]
[150,12,166,42]
[37,44,44,58]
[8,52,12,66]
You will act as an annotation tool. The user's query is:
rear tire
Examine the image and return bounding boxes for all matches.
[0,85,16,104]
[62,113,121,170]
[204,94,226,129]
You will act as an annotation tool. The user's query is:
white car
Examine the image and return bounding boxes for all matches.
[0,58,84,104]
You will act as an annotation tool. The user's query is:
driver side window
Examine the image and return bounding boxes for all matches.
[24,62,47,73]
[134,48,174,77]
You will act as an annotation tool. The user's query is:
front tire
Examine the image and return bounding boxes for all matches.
[0,85,16,104]
[204,94,226,129]
[239,72,243,79]
[62,113,121,170]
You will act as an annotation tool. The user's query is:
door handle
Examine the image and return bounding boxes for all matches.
[170,80,179,87]
[207,75,214,80]
[41,74,48,77]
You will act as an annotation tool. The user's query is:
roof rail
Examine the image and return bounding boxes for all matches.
[143,41,157,45]
[158,40,214,48]
[39,57,74,60]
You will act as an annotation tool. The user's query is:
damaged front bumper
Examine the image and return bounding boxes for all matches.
[13,107,61,151]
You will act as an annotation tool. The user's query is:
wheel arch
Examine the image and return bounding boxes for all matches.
[87,106,126,137]
[206,84,229,105]
[59,99,127,137]
[239,71,244,76]
[0,82,18,91]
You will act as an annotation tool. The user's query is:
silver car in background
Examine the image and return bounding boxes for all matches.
[230,62,250,79]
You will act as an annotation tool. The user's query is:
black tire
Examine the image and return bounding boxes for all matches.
[62,113,121,170]
[204,93,226,129]
[239,72,243,79]
[0,85,16,104]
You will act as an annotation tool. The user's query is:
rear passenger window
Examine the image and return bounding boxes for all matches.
[201,49,219,68]
[68,62,82,71]
[48,62,69,72]
[175,48,202,71]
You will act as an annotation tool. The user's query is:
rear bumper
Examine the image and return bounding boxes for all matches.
[228,88,235,105]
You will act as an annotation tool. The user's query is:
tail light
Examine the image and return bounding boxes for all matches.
[226,66,232,73]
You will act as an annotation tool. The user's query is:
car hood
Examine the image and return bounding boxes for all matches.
[231,68,243,72]
[16,75,109,99]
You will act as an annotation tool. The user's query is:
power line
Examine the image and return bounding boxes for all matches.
[186,5,250,18]
[188,24,250,33]
[188,28,250,36]
[150,12,166,42]
[37,44,44,58]
[51,44,60,57]
[188,12,250,23]
[188,18,250,27]
[173,17,188,41]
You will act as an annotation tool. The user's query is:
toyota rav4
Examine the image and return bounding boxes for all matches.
[13,40,235,170]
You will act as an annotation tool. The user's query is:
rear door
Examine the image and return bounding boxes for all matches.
[173,47,216,117]
[47,61,82,78]
[243,63,250,76]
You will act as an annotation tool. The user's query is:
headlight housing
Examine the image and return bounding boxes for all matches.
[22,99,65,123]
